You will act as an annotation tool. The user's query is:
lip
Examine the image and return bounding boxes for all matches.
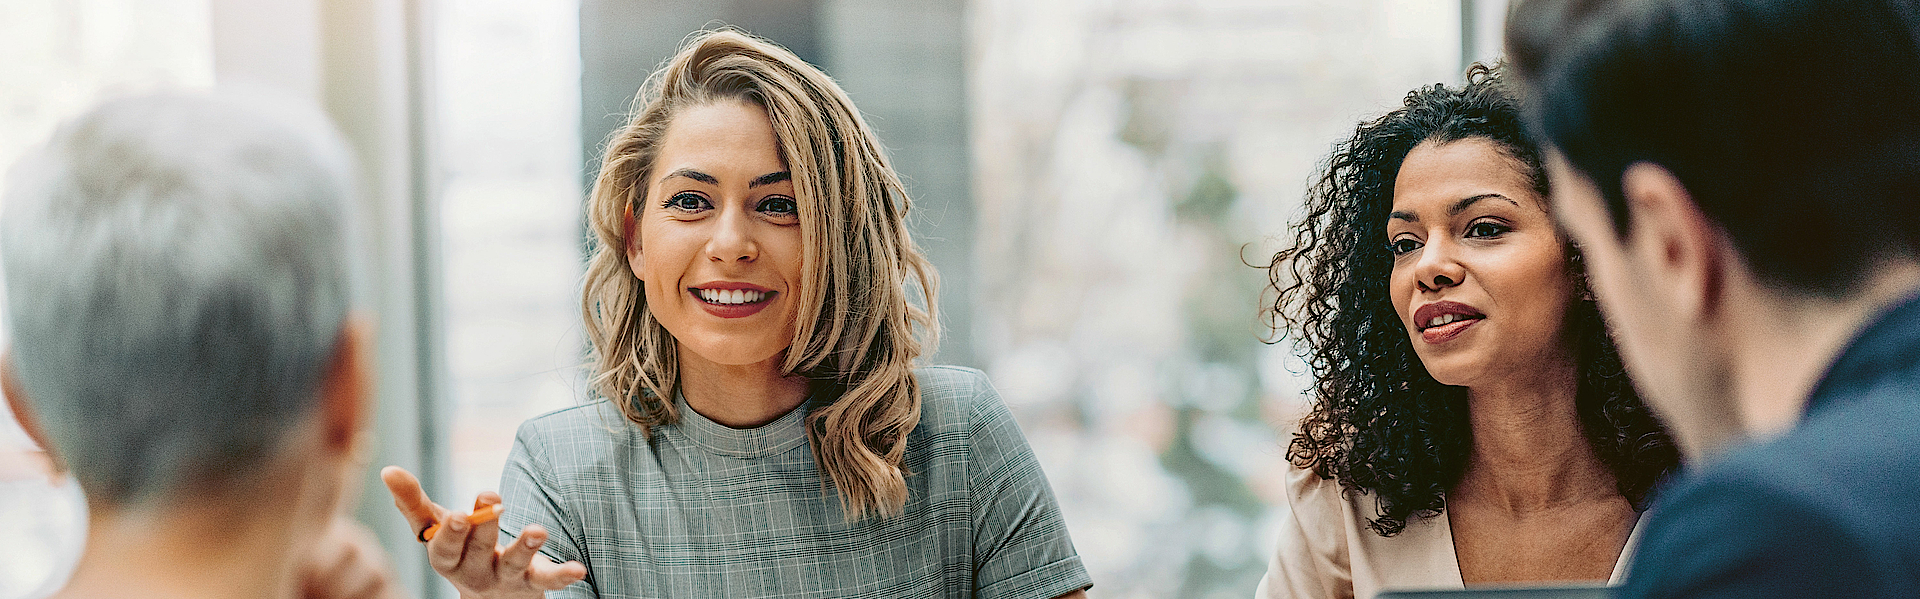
[1412,300,1486,345]
[688,281,777,319]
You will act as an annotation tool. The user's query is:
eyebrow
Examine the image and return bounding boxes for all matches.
[660,168,717,185]
[749,171,791,188]
[1388,193,1520,223]
[658,169,790,189]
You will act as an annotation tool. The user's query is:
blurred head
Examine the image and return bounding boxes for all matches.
[1507,0,1920,453]
[581,29,937,519]
[1267,65,1676,536]
[0,91,369,515]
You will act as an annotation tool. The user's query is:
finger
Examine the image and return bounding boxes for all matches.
[303,518,398,599]
[298,518,355,597]
[324,560,386,599]
[425,507,476,576]
[379,466,444,534]
[474,490,501,511]
[336,525,399,599]
[459,501,502,576]
[498,524,544,583]
[313,528,357,578]
[528,559,588,591]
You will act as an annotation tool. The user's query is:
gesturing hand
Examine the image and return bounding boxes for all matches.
[381,466,587,599]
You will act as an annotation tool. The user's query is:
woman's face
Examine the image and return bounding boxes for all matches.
[628,99,804,369]
[1386,137,1575,388]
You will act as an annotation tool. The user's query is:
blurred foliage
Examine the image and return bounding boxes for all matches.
[1123,79,1272,597]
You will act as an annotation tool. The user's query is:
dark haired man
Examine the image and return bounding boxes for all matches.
[1506,0,1920,597]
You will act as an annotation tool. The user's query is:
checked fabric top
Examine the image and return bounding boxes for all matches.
[498,366,1092,599]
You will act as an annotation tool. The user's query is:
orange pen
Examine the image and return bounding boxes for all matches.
[417,503,501,542]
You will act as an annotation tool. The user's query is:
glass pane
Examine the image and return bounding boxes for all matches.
[434,0,586,506]
[970,0,1465,596]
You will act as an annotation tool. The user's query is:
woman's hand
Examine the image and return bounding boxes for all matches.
[380,466,588,599]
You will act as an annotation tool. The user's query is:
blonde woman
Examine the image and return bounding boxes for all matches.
[380,30,1091,599]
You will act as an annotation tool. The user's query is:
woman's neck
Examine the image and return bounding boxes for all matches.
[678,347,811,428]
[51,502,310,599]
[1456,362,1618,514]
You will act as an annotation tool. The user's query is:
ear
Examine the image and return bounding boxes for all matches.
[624,201,645,282]
[1,351,63,474]
[318,315,374,455]
[1621,162,1726,322]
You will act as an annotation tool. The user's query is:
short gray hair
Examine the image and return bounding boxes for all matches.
[2,91,358,507]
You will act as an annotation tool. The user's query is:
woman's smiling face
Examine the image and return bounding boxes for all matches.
[1386,137,1576,387]
[628,99,804,368]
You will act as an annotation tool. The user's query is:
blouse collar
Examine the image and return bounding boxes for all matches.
[669,394,811,459]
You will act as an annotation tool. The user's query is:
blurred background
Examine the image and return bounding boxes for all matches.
[0,1,1509,597]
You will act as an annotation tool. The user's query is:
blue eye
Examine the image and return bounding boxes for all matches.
[1387,238,1422,256]
[1465,221,1509,238]
[664,192,709,212]
[758,196,798,216]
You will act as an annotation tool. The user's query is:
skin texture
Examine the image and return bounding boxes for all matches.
[1388,139,1634,584]
[11,319,403,599]
[381,467,586,599]
[626,99,810,428]
[1545,155,1920,460]
[1388,138,1578,390]
[299,517,409,599]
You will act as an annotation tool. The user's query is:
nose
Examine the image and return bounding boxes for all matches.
[705,204,758,264]
[1413,238,1465,293]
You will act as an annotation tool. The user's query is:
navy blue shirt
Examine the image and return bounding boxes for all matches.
[1619,293,1920,598]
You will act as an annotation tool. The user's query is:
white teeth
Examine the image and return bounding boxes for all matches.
[698,288,767,305]
[1427,314,1467,328]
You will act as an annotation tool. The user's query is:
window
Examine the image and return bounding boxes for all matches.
[969,1,1497,595]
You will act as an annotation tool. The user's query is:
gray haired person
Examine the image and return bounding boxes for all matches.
[1,91,403,599]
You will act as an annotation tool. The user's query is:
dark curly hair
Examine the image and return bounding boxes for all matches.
[1263,64,1679,537]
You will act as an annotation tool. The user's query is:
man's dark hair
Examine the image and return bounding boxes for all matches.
[1507,0,1920,296]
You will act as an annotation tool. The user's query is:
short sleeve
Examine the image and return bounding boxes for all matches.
[965,377,1094,599]
[1619,471,1884,599]
[499,420,600,598]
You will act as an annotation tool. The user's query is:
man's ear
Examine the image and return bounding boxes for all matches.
[318,315,374,455]
[1621,162,1725,322]
[2,351,63,474]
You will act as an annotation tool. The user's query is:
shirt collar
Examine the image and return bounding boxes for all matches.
[668,394,811,459]
[1804,290,1920,416]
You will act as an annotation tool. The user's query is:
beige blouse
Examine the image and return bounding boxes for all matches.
[1255,462,1640,599]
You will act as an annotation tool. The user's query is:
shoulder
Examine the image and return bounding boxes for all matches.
[906,365,1040,478]
[510,399,639,462]
[1702,383,1920,530]
[1258,460,1364,599]
[1278,457,1366,558]
[1273,410,1358,529]
[912,365,1006,431]
[1624,391,1920,597]
[517,399,629,436]
[1282,459,1352,519]
[915,365,995,402]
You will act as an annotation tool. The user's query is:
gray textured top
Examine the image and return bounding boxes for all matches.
[498,366,1091,599]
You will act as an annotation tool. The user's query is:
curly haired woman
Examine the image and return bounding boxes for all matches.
[1256,65,1679,598]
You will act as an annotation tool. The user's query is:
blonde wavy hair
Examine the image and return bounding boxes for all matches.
[581,29,938,519]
